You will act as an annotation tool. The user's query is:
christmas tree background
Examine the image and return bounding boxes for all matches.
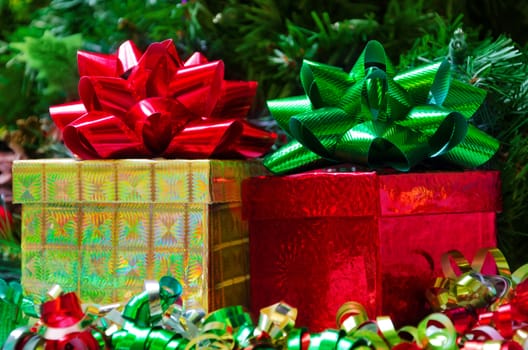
[1,0,527,277]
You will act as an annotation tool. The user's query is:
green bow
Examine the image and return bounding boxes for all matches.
[264,40,499,174]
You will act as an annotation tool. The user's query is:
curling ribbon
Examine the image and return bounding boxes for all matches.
[264,40,499,174]
[111,276,187,349]
[3,284,103,349]
[0,279,27,347]
[109,276,252,349]
[49,39,276,160]
[326,301,458,350]
[113,291,299,349]
[427,248,528,349]
[4,269,528,349]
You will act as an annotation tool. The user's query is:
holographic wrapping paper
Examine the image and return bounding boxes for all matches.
[243,170,501,331]
[13,159,264,310]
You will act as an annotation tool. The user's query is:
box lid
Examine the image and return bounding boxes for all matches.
[13,159,264,204]
[243,170,501,219]
[243,171,379,219]
[379,171,501,216]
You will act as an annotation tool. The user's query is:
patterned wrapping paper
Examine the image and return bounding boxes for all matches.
[12,158,264,310]
[242,170,501,331]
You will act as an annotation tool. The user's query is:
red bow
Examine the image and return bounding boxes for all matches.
[50,39,275,159]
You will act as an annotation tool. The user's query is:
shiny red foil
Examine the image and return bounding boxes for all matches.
[41,292,85,328]
[511,279,528,323]
[40,292,100,349]
[242,171,501,331]
[50,40,275,159]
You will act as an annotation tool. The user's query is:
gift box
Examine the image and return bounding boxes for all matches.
[12,158,265,310]
[243,170,501,331]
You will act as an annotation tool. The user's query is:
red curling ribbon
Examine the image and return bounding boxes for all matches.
[41,292,85,328]
[511,279,528,323]
[462,341,523,350]
[478,305,515,339]
[444,307,476,334]
[51,39,276,160]
[463,325,505,344]
[429,249,528,350]
[40,292,100,349]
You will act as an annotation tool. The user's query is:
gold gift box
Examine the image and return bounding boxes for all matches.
[12,158,264,310]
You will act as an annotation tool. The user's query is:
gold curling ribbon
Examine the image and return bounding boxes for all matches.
[257,302,297,341]
[336,301,370,335]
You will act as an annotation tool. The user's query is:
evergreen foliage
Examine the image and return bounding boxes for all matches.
[0,0,527,268]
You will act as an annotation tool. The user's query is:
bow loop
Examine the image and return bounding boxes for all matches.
[168,60,224,117]
[290,107,350,159]
[79,76,137,117]
[128,97,192,154]
[428,60,451,105]
[62,111,148,159]
[349,40,396,80]
[77,50,119,77]
[116,40,143,74]
[301,60,353,108]
[365,67,389,121]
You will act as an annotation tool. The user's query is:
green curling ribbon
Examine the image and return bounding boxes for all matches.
[90,328,108,349]
[343,329,390,350]
[286,328,309,350]
[185,306,250,349]
[264,40,499,174]
[307,329,340,350]
[121,276,182,327]
[204,305,253,332]
[112,277,262,350]
[0,279,28,344]
[113,276,185,349]
[416,313,457,350]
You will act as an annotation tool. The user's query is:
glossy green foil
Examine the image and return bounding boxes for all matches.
[264,40,499,174]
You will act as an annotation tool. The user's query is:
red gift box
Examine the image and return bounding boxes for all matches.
[242,170,501,331]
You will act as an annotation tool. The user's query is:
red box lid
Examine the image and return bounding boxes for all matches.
[379,171,501,216]
[242,170,501,219]
[243,171,378,219]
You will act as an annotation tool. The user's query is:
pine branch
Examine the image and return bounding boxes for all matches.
[9,31,81,105]
[464,36,524,91]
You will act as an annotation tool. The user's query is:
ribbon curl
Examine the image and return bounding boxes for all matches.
[427,248,528,349]
[3,284,104,349]
[264,40,499,174]
[110,276,190,349]
[50,39,276,160]
[5,260,528,350]
[0,280,27,346]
